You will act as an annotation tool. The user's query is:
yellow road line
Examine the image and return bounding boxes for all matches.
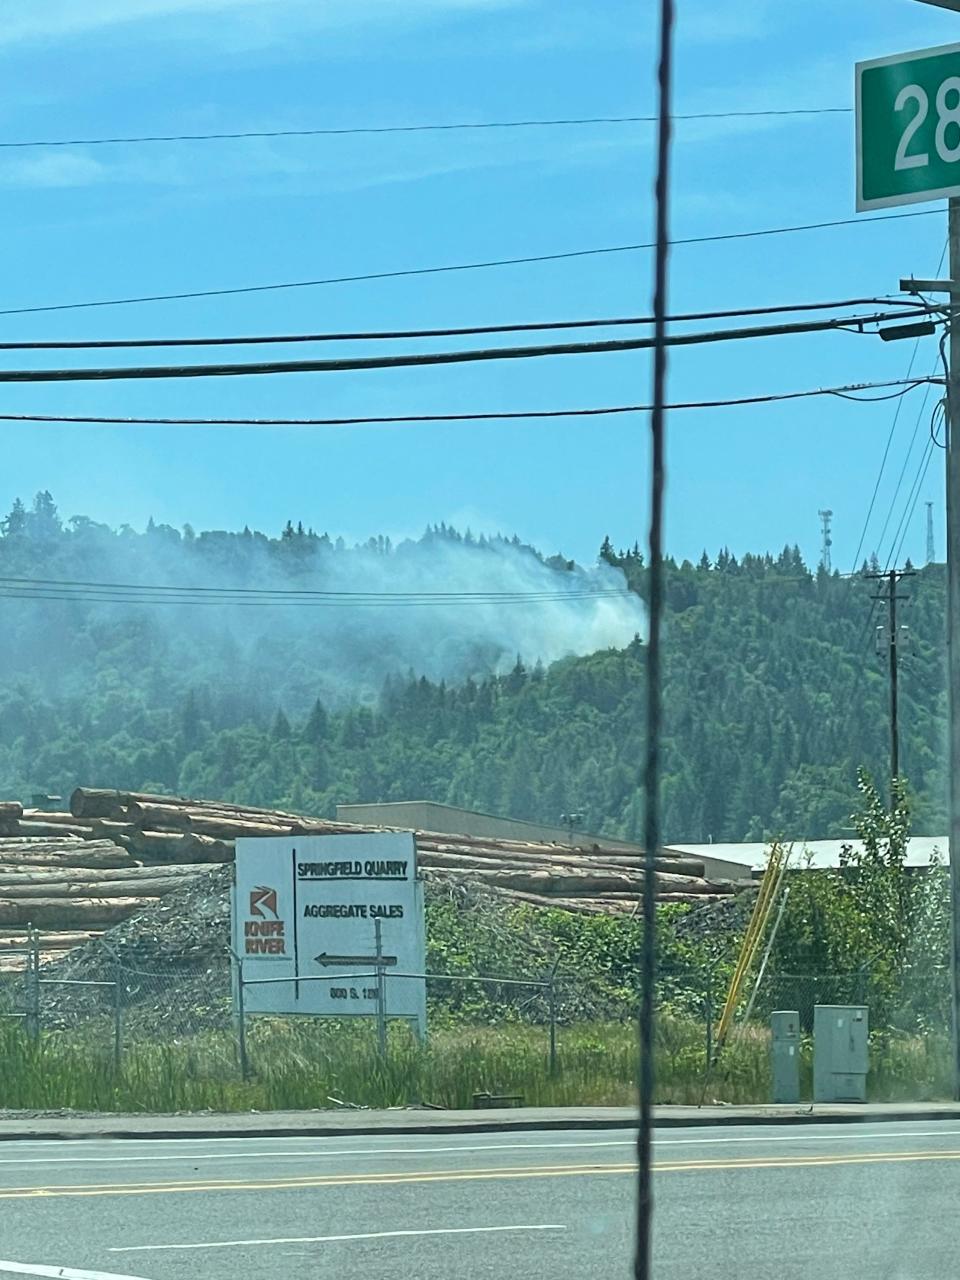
[0,1165,630,1199]
[3,1149,960,1200]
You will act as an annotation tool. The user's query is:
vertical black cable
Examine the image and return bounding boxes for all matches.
[636,0,673,1277]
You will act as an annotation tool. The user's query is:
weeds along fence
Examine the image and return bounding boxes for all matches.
[0,932,719,1080]
[3,929,945,1090]
[0,939,954,1108]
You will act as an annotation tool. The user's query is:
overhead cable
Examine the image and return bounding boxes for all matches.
[0,211,940,318]
[850,237,948,572]
[0,573,628,600]
[876,367,940,566]
[0,106,852,150]
[0,377,939,428]
[890,436,938,571]
[0,310,937,383]
[0,296,907,351]
[0,586,629,609]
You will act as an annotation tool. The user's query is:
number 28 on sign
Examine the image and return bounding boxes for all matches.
[858,43,960,210]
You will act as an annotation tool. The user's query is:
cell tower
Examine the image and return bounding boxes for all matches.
[818,509,833,573]
[927,501,936,565]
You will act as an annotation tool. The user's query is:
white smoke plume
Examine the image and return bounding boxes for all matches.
[0,504,645,714]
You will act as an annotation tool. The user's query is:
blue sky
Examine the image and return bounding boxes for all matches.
[0,0,958,569]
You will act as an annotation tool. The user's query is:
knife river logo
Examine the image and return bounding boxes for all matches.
[245,884,287,955]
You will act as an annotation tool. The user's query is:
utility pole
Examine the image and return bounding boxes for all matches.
[818,508,833,573]
[948,198,960,1104]
[898,198,960,1100]
[927,500,936,565]
[866,0,960,1102]
[866,567,914,801]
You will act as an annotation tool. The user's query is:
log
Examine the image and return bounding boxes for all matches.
[481,887,626,916]
[0,897,160,927]
[122,802,193,830]
[118,831,232,864]
[91,820,140,841]
[656,893,728,905]
[0,836,85,847]
[416,840,699,878]
[70,787,305,822]
[0,847,138,870]
[417,849,589,874]
[0,877,199,900]
[160,797,305,821]
[184,815,291,839]
[412,827,661,862]
[0,931,103,950]
[443,868,643,896]
[117,831,196,860]
[0,863,188,885]
[20,810,87,826]
[0,803,23,820]
[69,788,126,819]
[10,820,94,838]
[428,866,725,898]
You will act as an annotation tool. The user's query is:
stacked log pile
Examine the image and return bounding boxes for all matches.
[0,789,744,957]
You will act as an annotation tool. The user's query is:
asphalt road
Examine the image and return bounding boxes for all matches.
[0,1120,957,1279]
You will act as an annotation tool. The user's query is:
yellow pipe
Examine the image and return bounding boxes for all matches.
[714,841,785,1053]
[715,840,790,1053]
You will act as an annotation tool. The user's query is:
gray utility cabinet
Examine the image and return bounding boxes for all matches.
[813,1005,868,1103]
[770,1010,801,1104]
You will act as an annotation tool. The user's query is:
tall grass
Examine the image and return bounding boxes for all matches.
[0,1017,949,1113]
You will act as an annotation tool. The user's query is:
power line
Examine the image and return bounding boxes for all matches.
[897,440,939,568]
[875,368,941,566]
[0,585,630,609]
[0,106,852,151]
[0,309,935,382]
[0,210,940,319]
[0,296,905,351]
[0,377,939,427]
[0,573,627,600]
[888,437,937,572]
[890,401,945,570]
[851,237,948,572]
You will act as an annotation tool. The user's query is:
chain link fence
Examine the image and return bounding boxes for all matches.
[0,933,724,1078]
[3,928,944,1100]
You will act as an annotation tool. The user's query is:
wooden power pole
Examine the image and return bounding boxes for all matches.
[866,567,914,802]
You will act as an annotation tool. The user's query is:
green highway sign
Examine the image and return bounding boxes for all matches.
[857,42,960,209]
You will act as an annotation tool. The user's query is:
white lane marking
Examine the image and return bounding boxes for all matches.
[111,1223,566,1253]
[0,1261,149,1280]
[1,1129,959,1166]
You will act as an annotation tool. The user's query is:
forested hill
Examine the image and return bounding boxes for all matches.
[0,493,948,842]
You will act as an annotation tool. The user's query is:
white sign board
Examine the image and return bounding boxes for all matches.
[233,832,425,1031]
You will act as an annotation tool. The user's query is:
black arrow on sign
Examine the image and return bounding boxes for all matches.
[315,952,398,967]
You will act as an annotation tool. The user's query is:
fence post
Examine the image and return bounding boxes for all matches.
[25,926,40,1043]
[547,975,558,1076]
[234,954,250,1081]
[112,960,123,1074]
[705,968,714,1067]
[374,919,388,1057]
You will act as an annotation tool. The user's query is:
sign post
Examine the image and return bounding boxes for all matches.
[857,42,960,209]
[233,832,426,1038]
[857,34,960,1098]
